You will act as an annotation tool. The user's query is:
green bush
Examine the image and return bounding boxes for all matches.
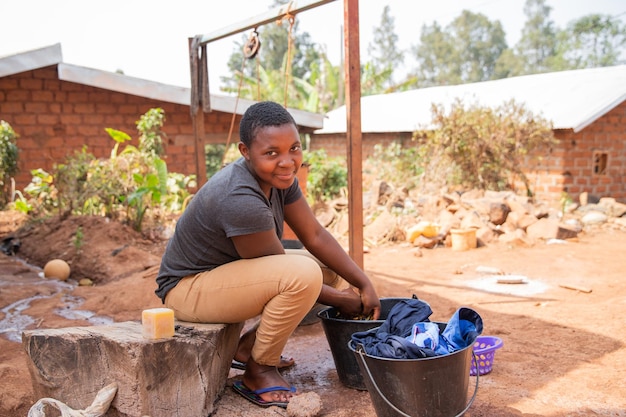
[136,108,165,157]
[304,149,347,203]
[413,98,557,196]
[20,109,195,232]
[366,141,423,190]
[0,120,19,207]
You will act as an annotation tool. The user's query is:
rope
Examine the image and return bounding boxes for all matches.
[283,15,295,108]
[223,29,260,167]
[277,1,295,108]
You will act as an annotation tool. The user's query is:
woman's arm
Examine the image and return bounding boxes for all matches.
[232,229,285,259]
[284,196,381,319]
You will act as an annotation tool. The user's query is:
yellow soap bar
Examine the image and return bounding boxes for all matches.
[142,308,175,339]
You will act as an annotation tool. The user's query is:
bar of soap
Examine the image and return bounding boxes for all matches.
[142,308,175,339]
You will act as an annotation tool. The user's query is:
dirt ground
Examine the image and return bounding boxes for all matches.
[1,211,625,417]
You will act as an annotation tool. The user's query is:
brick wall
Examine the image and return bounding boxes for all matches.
[309,132,414,160]
[311,102,626,203]
[0,66,242,191]
[521,101,626,202]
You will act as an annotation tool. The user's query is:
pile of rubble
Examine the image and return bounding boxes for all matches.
[317,183,626,250]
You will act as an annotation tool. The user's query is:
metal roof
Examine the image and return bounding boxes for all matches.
[0,44,324,129]
[317,65,626,134]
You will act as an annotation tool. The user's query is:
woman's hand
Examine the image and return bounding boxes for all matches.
[332,287,381,320]
[359,285,381,320]
[334,288,364,319]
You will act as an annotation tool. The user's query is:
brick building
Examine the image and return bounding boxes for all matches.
[0,44,323,192]
[3,44,625,205]
[313,66,626,203]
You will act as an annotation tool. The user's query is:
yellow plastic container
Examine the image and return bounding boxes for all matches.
[450,228,477,251]
[407,221,439,242]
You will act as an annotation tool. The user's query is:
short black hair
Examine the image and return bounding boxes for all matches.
[239,101,297,147]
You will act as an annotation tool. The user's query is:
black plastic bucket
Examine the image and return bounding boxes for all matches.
[317,297,407,390]
[349,323,478,417]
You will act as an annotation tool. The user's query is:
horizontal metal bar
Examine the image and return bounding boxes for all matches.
[194,0,337,45]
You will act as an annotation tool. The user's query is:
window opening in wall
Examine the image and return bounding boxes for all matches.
[593,151,608,175]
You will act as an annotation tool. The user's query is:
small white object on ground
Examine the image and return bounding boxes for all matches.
[28,382,118,417]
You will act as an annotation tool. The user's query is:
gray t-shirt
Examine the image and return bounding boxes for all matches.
[155,157,303,302]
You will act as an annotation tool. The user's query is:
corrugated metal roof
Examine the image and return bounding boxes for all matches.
[317,65,626,134]
[0,44,324,129]
[0,43,62,77]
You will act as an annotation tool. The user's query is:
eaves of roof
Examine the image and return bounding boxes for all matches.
[317,65,626,135]
[0,44,324,130]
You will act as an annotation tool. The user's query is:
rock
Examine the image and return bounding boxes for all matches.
[526,218,579,240]
[581,211,609,225]
[499,229,533,247]
[476,226,498,244]
[614,217,626,229]
[527,218,559,240]
[436,209,459,232]
[598,198,626,217]
[489,202,510,226]
[364,210,397,243]
[287,391,323,417]
[441,193,460,205]
[516,214,539,231]
[459,210,485,230]
[556,224,580,240]
[313,203,335,228]
[505,197,530,216]
[460,189,484,201]
[412,235,439,249]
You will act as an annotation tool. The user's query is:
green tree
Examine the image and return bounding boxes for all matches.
[222,0,323,96]
[561,14,626,68]
[514,0,558,74]
[410,21,455,86]
[451,10,507,82]
[411,11,507,86]
[367,5,404,91]
[493,48,527,78]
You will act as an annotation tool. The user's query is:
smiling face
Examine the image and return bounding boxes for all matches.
[239,123,303,197]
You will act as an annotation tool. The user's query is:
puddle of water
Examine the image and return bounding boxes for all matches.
[54,294,114,326]
[0,275,113,342]
[0,295,46,342]
[464,275,549,296]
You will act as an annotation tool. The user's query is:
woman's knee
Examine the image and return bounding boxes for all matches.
[283,254,323,293]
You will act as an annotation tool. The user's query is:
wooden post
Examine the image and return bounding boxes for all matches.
[189,38,208,188]
[343,0,364,268]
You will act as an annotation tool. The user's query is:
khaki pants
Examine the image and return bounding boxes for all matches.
[164,250,345,366]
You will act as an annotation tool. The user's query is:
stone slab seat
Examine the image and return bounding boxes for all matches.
[22,320,243,417]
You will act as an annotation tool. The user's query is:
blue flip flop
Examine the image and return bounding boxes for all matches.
[232,380,296,408]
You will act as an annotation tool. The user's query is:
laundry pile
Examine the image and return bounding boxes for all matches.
[351,297,483,359]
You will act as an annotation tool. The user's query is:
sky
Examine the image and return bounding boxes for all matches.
[1,0,624,93]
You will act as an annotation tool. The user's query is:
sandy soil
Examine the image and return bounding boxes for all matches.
[1,211,625,417]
